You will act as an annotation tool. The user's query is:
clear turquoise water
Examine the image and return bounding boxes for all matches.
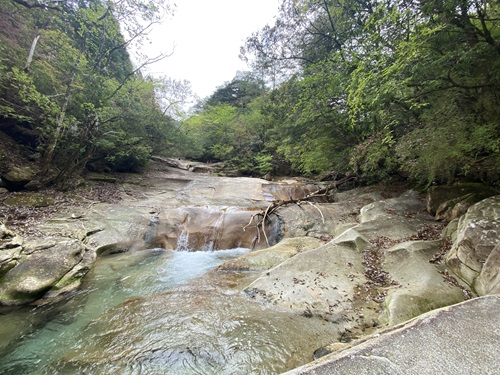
[0,249,337,375]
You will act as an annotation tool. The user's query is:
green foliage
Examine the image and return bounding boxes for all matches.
[349,129,397,183]
[182,83,273,175]
[396,102,500,185]
[0,0,177,184]
[95,134,152,172]
[261,59,356,175]
[205,73,265,108]
[0,67,59,127]
[223,0,499,184]
[254,154,273,175]
[2,0,499,187]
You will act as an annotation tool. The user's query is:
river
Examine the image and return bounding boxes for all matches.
[0,164,339,374]
[0,246,339,374]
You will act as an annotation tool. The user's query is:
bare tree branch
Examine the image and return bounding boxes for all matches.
[244,176,356,246]
[11,0,62,11]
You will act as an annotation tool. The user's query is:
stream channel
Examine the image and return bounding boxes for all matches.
[0,165,338,374]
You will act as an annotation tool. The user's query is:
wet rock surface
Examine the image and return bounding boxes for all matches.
[0,237,90,305]
[0,160,326,305]
[53,281,341,375]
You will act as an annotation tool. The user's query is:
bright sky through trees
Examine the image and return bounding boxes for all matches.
[143,0,280,98]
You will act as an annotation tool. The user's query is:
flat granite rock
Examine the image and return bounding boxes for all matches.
[284,295,500,375]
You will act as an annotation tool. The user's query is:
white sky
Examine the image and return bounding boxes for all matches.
[142,0,280,99]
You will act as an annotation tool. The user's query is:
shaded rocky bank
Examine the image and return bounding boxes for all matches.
[0,157,499,373]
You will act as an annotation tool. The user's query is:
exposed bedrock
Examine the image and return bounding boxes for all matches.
[445,195,500,295]
[239,189,482,347]
[151,205,281,251]
[224,185,498,374]
[0,233,94,305]
[0,162,329,305]
[283,295,500,375]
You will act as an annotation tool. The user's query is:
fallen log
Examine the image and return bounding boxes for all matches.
[244,176,357,246]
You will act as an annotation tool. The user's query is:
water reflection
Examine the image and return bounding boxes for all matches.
[0,248,337,374]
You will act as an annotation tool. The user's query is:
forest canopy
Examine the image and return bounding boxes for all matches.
[184,0,500,185]
[0,0,187,187]
[1,0,499,189]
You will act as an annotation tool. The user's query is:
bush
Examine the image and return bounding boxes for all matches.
[349,130,397,183]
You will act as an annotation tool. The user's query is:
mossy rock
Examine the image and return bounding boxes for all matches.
[0,238,86,305]
[1,166,36,189]
[3,192,54,207]
[86,173,117,183]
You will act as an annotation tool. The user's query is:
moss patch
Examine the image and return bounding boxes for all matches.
[3,193,54,207]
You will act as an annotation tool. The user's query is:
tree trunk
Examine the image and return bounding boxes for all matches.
[24,34,40,72]
[53,113,100,186]
[41,56,81,174]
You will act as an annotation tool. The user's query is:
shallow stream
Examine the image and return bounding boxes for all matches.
[0,247,337,374]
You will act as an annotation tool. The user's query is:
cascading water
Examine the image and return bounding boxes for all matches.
[176,230,191,252]
[201,209,225,251]
[0,182,336,375]
[0,243,338,374]
[0,161,348,375]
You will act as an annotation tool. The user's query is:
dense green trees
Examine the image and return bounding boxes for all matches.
[0,0,177,187]
[197,0,499,184]
[1,0,498,187]
[181,74,272,174]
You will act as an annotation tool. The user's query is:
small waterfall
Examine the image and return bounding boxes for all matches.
[201,209,226,251]
[176,230,191,252]
[157,205,279,252]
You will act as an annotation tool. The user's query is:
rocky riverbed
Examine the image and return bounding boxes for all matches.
[0,158,499,373]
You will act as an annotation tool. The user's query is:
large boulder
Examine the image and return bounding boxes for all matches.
[382,240,465,326]
[244,240,373,330]
[277,202,363,241]
[475,242,500,295]
[445,195,500,294]
[0,237,91,305]
[243,189,472,345]
[1,165,36,190]
[284,295,500,375]
[273,186,388,242]
[359,191,426,223]
[435,193,481,222]
[38,244,96,303]
[426,183,498,215]
[356,191,436,242]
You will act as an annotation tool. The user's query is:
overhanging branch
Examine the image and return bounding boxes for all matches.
[11,0,62,11]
